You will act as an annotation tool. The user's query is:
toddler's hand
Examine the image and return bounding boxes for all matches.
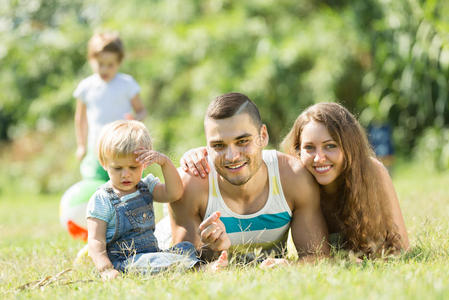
[124,113,135,120]
[100,268,120,281]
[76,145,86,161]
[134,148,168,168]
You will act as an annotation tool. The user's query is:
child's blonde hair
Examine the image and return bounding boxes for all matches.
[87,31,124,62]
[97,120,152,166]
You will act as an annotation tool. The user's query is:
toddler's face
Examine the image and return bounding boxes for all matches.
[90,51,121,82]
[103,154,144,196]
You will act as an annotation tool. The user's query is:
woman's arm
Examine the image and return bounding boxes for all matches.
[87,217,120,280]
[374,159,410,250]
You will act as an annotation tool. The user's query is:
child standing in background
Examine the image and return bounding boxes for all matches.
[87,120,199,280]
[74,32,146,181]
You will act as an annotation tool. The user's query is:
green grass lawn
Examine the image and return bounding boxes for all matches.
[1,159,449,299]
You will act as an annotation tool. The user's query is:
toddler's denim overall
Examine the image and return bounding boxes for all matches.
[105,181,199,274]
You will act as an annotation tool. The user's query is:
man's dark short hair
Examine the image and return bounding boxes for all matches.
[205,92,262,128]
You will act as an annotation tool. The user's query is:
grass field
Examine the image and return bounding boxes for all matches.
[1,159,448,299]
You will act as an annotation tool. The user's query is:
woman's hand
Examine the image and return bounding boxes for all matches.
[180,147,210,178]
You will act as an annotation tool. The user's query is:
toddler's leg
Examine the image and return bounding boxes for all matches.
[125,243,200,275]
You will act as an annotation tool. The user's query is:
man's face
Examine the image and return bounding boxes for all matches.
[205,113,268,186]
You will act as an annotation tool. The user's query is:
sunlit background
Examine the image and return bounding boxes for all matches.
[1,0,448,195]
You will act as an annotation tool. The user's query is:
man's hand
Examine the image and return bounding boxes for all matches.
[198,211,231,252]
[124,113,135,120]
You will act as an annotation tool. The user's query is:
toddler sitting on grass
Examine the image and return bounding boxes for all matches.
[86,120,199,280]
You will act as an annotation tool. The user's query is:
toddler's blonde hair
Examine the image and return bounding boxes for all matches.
[97,120,152,166]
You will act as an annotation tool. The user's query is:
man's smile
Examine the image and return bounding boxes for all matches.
[224,161,248,171]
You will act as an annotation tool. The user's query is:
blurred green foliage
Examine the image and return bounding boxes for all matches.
[358,0,449,156]
[1,0,449,193]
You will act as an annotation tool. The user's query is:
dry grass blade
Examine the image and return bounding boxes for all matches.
[16,268,73,291]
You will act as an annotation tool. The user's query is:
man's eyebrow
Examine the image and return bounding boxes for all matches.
[209,139,224,144]
[235,133,252,140]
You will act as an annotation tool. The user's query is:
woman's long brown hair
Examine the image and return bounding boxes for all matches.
[281,102,402,256]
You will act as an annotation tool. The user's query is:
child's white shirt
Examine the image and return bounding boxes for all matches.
[74,73,140,151]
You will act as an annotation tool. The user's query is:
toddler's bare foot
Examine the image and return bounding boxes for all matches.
[73,244,89,266]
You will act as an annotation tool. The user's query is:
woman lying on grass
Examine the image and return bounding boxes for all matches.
[281,103,409,257]
[181,102,409,258]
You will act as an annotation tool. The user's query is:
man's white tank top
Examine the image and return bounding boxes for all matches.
[205,150,292,257]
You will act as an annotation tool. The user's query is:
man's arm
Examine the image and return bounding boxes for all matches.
[279,153,330,261]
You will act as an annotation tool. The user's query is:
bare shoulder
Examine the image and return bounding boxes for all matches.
[179,168,209,194]
[276,152,319,208]
[277,152,317,187]
[370,157,390,179]
[369,156,409,249]
[369,157,398,206]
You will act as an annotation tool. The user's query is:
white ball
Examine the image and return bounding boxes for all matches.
[59,179,105,241]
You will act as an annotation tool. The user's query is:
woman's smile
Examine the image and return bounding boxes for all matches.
[313,165,333,174]
[300,121,344,188]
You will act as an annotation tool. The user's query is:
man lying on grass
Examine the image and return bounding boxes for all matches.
[169,93,329,268]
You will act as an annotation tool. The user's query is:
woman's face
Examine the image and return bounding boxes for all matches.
[299,121,345,190]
